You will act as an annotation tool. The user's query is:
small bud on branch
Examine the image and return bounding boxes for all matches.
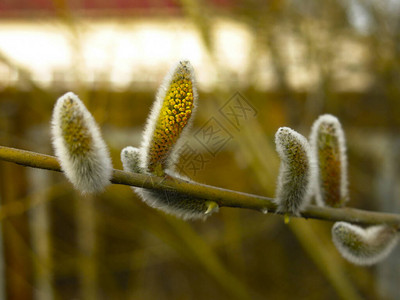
[310,114,348,207]
[274,127,315,216]
[51,92,113,193]
[332,222,399,265]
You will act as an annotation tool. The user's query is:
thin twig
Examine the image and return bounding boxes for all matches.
[1,145,400,227]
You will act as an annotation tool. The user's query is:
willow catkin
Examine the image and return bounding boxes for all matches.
[121,61,218,220]
[51,92,112,193]
[332,222,399,265]
[310,114,348,207]
[274,127,315,215]
[141,60,197,176]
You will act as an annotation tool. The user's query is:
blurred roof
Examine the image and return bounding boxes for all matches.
[0,0,230,18]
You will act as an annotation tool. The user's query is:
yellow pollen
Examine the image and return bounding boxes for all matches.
[147,64,195,174]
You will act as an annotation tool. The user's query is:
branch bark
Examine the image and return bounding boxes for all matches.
[1,145,399,228]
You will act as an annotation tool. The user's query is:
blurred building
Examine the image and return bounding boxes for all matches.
[0,0,371,92]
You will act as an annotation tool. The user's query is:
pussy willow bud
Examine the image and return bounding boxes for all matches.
[274,127,314,215]
[332,222,399,266]
[310,114,348,207]
[141,61,197,176]
[51,92,112,193]
[121,146,144,174]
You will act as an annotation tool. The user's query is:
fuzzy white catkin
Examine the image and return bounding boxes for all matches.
[51,92,112,193]
[309,114,348,207]
[274,127,315,215]
[121,146,218,220]
[332,222,399,266]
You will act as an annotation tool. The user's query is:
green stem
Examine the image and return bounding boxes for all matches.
[1,145,400,227]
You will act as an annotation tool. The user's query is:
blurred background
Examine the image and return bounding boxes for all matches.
[0,0,400,299]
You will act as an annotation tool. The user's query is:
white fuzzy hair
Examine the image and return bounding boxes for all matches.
[309,114,348,206]
[332,222,399,266]
[51,92,113,193]
[121,146,216,220]
[120,146,144,174]
[274,127,315,215]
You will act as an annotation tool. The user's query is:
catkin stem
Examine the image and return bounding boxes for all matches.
[1,145,400,227]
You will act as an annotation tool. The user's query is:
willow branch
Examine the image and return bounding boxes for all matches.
[1,145,399,227]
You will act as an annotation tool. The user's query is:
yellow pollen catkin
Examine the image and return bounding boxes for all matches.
[147,63,195,174]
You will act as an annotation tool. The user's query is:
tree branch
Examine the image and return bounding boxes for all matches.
[1,145,399,227]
